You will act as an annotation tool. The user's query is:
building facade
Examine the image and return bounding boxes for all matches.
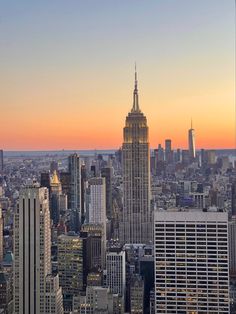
[106,249,126,298]
[68,154,81,232]
[58,234,83,298]
[154,209,229,313]
[13,186,63,314]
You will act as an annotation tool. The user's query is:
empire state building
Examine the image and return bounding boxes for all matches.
[120,69,152,244]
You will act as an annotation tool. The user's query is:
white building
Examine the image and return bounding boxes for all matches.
[88,177,106,227]
[13,186,63,314]
[88,177,107,266]
[154,208,229,313]
[106,249,126,298]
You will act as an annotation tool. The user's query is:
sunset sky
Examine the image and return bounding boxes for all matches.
[0,0,235,150]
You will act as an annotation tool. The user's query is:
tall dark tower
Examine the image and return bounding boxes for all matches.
[120,67,152,244]
[0,150,3,173]
[188,119,196,160]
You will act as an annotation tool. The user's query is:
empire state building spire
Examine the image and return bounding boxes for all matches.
[132,64,140,112]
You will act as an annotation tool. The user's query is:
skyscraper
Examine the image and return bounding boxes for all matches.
[58,233,83,310]
[13,186,63,314]
[154,208,229,313]
[229,217,236,277]
[0,150,3,172]
[88,177,107,267]
[232,180,236,216]
[120,69,152,244]
[50,170,62,225]
[188,119,196,160]
[88,177,106,227]
[68,153,81,232]
[101,167,113,219]
[106,249,126,297]
[165,139,173,164]
[0,207,3,262]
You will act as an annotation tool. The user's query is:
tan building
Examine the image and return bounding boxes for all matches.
[13,186,63,314]
[120,69,152,244]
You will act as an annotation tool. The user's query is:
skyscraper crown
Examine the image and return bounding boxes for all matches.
[131,64,140,113]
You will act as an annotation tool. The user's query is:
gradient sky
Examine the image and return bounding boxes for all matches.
[0,0,235,150]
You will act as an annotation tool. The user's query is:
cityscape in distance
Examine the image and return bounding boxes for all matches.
[0,1,235,314]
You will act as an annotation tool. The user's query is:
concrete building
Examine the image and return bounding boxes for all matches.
[45,274,64,314]
[190,192,206,209]
[13,186,63,314]
[68,154,81,232]
[73,286,123,314]
[229,217,236,277]
[0,207,3,262]
[58,233,83,308]
[120,69,152,244]
[130,275,144,314]
[81,224,104,271]
[0,271,13,314]
[232,180,236,216]
[154,208,229,313]
[101,167,113,219]
[106,249,126,298]
[88,177,106,228]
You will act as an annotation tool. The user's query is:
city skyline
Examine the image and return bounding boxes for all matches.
[1,2,235,313]
[0,0,234,150]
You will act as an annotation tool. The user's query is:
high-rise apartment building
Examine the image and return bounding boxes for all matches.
[13,186,63,314]
[68,153,81,232]
[120,69,151,244]
[188,120,196,160]
[154,209,229,313]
